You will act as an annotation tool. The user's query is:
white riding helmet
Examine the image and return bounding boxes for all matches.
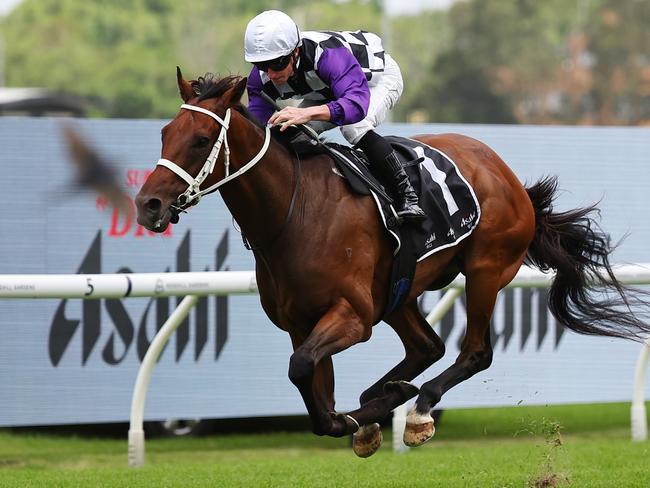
[244,10,302,63]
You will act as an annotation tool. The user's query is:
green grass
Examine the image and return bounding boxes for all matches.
[1,402,649,487]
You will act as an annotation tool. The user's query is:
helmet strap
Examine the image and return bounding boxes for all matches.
[288,49,300,81]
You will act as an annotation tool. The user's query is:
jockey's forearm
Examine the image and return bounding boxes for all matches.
[305,104,331,122]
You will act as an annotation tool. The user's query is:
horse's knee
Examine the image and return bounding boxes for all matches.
[467,348,493,374]
[413,335,445,371]
[426,335,446,364]
[288,349,314,387]
[479,349,493,370]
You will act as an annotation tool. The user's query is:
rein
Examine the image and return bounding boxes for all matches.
[243,150,302,251]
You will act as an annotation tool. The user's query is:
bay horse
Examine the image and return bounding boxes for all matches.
[135,70,650,457]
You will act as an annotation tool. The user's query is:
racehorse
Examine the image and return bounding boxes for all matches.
[135,69,650,457]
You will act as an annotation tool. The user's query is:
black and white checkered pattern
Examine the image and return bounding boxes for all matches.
[259,30,386,102]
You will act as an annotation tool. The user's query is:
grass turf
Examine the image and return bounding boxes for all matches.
[1,402,649,487]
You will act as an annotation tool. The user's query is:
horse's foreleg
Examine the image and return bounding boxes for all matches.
[345,303,443,434]
[288,297,370,437]
[405,268,501,447]
[346,301,445,457]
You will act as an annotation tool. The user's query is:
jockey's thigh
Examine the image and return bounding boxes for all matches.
[341,54,404,145]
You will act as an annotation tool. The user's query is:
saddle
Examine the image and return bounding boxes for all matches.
[285,131,481,319]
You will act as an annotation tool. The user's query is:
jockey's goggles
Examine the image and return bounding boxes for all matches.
[254,53,293,72]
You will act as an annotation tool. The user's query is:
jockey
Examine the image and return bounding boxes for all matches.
[244,10,425,223]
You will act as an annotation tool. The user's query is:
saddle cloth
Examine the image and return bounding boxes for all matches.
[325,136,481,317]
[328,136,481,261]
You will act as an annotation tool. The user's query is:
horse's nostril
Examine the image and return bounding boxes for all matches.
[145,198,162,214]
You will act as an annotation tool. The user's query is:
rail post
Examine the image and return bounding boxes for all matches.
[128,295,199,467]
[631,337,650,441]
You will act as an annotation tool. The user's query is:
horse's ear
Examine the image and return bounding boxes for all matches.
[224,77,248,107]
[176,66,194,102]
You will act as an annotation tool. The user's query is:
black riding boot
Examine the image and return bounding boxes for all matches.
[382,150,427,222]
[357,130,426,224]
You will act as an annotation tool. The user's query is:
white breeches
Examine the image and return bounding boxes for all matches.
[340,54,403,144]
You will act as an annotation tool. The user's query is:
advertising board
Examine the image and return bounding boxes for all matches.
[1,117,648,426]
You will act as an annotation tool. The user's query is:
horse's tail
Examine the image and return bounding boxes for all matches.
[524,176,650,340]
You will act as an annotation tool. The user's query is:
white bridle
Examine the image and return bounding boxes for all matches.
[156,103,271,208]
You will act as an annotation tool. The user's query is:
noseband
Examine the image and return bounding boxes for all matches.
[156,103,271,212]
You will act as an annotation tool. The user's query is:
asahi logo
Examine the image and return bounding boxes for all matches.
[460,212,476,228]
[48,229,230,366]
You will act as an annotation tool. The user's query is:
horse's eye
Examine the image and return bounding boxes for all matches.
[193,136,210,148]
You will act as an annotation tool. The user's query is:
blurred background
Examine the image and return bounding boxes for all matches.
[1,0,649,125]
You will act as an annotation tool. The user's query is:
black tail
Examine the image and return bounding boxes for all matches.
[525,176,650,341]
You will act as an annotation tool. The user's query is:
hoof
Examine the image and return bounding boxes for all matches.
[383,380,419,402]
[403,406,435,447]
[352,423,383,458]
[329,412,360,437]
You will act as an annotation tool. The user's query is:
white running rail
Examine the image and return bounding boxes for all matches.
[0,271,257,299]
[0,270,257,467]
[2,263,650,465]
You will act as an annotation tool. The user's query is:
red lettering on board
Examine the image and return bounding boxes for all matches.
[99,168,173,238]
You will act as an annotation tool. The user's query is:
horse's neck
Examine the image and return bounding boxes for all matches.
[219,114,296,247]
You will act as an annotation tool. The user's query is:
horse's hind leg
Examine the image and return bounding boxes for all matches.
[404,262,519,447]
[345,301,445,456]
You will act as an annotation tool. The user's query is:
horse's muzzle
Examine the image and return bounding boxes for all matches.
[135,194,175,232]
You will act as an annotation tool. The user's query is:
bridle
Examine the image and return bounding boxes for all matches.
[154,101,298,251]
[156,103,271,216]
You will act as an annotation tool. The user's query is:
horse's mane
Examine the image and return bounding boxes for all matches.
[191,72,328,157]
[193,73,237,101]
[191,73,262,128]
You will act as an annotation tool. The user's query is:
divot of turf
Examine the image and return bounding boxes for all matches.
[527,418,569,488]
